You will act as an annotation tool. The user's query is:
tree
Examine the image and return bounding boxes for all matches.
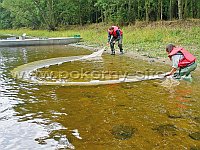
[184,0,188,19]
[33,0,58,30]
[0,1,12,29]
[169,0,173,20]
[158,0,163,20]
[145,0,150,22]
[0,0,200,29]
[2,0,41,29]
[178,0,183,20]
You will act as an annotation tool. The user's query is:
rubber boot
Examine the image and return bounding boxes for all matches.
[173,72,181,80]
[110,43,115,55]
[111,50,115,55]
[118,44,124,54]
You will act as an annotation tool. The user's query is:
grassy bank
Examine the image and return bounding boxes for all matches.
[0,20,200,60]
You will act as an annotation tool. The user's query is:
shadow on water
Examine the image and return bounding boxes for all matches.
[0,45,200,149]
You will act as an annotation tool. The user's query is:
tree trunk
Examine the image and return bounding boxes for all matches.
[190,0,193,18]
[157,0,160,20]
[128,0,131,23]
[169,0,173,20]
[199,2,200,18]
[145,0,149,22]
[178,0,183,20]
[160,0,163,20]
[137,0,140,20]
[33,0,55,30]
[198,0,200,18]
[184,0,188,19]
[47,0,56,30]
[78,1,82,25]
[96,9,98,23]
[104,10,107,23]
[101,9,104,23]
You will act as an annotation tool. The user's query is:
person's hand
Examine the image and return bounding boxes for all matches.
[164,72,171,77]
[113,41,116,44]
[107,42,110,46]
[164,68,176,77]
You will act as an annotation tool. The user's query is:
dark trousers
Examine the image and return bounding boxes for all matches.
[110,36,123,52]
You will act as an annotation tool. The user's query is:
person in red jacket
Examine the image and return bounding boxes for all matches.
[165,44,197,80]
[107,26,124,55]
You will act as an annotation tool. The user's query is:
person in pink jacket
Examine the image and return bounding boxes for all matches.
[165,44,197,80]
[107,26,124,55]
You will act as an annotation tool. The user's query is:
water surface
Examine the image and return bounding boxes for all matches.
[0,45,199,149]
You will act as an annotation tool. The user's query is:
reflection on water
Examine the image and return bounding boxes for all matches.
[0,45,200,149]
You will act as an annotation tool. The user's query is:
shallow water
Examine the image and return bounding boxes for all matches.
[0,45,199,150]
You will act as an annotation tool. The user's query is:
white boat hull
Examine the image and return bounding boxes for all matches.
[0,37,81,47]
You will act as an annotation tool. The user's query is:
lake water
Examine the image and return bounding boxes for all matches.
[0,45,199,150]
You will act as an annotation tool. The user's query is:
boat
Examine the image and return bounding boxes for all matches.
[0,37,82,47]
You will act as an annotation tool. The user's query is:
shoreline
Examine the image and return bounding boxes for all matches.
[70,42,171,65]
[69,42,199,71]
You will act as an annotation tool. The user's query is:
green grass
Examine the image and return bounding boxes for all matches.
[0,21,200,60]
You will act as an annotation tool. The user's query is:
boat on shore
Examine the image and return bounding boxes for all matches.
[0,37,82,47]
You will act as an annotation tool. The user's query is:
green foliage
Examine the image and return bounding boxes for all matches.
[0,4,12,29]
[0,22,199,59]
[0,0,200,30]
[1,0,41,29]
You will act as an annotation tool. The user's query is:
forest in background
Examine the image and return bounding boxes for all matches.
[0,0,200,30]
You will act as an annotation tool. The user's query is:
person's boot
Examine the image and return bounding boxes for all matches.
[118,44,124,54]
[173,73,181,80]
[111,50,115,55]
[110,43,115,55]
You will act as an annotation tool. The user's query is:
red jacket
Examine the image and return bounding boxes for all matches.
[168,47,196,68]
[108,26,123,38]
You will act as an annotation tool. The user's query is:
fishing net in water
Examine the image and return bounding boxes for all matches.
[160,77,180,89]
[12,47,167,86]
[12,48,105,80]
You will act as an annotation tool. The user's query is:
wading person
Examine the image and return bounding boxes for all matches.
[107,26,124,55]
[165,44,197,80]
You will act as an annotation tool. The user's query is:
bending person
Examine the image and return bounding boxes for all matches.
[165,44,197,80]
[107,26,124,55]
